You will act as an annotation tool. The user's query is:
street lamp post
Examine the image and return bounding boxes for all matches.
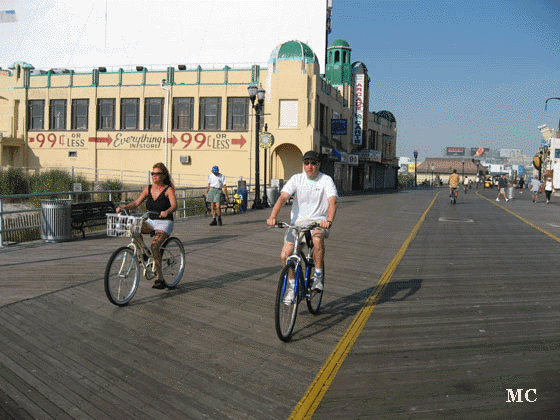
[462,159,465,181]
[413,150,418,188]
[248,84,265,209]
[545,97,560,135]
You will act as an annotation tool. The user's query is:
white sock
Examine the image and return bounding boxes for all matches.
[315,268,323,278]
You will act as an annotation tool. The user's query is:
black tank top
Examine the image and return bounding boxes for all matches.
[146,185,173,220]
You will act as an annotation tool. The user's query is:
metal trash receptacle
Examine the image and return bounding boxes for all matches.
[266,186,279,207]
[507,186,514,199]
[40,199,72,242]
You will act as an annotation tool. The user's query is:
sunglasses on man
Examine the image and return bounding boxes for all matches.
[303,160,318,166]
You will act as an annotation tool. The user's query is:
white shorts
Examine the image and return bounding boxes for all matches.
[146,219,174,235]
[284,226,329,243]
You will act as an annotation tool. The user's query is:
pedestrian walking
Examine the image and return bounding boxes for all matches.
[530,177,542,203]
[206,165,229,226]
[496,174,509,202]
[544,177,554,204]
[518,176,524,193]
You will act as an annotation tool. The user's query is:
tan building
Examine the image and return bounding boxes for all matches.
[416,158,480,185]
[0,40,397,193]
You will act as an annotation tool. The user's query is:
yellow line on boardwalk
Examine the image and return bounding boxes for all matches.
[289,192,440,420]
[476,191,560,244]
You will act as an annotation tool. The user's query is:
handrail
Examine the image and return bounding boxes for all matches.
[0,184,251,247]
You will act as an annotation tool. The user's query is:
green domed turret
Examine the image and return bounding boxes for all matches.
[268,40,319,74]
[325,39,351,86]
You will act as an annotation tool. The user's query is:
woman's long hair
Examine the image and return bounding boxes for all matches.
[153,162,175,189]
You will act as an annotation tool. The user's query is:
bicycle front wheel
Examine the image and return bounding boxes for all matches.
[104,247,140,306]
[275,260,300,342]
[307,262,324,315]
[160,237,185,288]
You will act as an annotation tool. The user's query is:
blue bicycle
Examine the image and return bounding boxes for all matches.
[274,222,324,342]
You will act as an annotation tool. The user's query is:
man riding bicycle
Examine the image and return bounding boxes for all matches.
[449,169,459,202]
[267,151,338,295]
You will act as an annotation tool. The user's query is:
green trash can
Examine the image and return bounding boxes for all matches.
[40,199,72,242]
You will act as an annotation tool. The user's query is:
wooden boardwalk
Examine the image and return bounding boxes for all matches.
[1,188,560,419]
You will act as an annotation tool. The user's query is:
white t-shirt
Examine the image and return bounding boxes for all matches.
[281,172,338,224]
[530,178,541,192]
[208,173,226,189]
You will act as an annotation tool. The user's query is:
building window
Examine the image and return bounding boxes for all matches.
[279,100,298,128]
[227,97,249,131]
[200,97,221,130]
[97,98,115,130]
[173,97,194,130]
[28,100,45,130]
[49,99,67,130]
[71,99,89,130]
[145,98,164,130]
[121,98,139,130]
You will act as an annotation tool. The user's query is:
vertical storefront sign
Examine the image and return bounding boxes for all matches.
[353,74,364,145]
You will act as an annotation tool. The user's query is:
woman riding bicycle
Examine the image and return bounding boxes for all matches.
[116,162,177,289]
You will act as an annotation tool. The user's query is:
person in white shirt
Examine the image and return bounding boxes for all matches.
[267,151,338,294]
[206,165,229,226]
[530,177,542,203]
[544,177,554,204]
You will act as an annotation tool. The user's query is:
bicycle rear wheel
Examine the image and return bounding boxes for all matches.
[307,262,324,315]
[104,247,140,306]
[275,260,300,342]
[160,237,185,288]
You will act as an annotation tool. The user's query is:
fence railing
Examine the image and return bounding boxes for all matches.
[0,185,250,247]
[2,165,245,188]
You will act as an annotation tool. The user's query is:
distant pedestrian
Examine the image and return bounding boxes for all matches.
[496,174,509,202]
[518,176,524,193]
[530,177,542,203]
[544,177,554,204]
[206,165,229,226]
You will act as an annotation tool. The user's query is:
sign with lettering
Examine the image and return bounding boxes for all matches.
[29,132,247,151]
[353,74,365,145]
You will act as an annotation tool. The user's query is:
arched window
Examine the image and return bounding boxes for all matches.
[335,50,340,63]
[343,51,348,64]
[329,51,333,63]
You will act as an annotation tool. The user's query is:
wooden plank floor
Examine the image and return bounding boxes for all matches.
[313,188,560,419]
[0,191,431,419]
[2,188,559,419]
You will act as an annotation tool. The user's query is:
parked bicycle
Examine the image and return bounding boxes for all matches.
[104,211,185,306]
[274,221,324,342]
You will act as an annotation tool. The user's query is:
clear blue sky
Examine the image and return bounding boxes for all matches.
[331,0,560,160]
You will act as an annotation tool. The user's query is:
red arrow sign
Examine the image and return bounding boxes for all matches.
[232,135,246,148]
[88,135,113,145]
[167,135,179,145]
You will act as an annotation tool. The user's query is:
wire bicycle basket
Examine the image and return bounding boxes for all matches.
[106,213,143,237]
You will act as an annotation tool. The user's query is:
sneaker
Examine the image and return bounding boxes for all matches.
[283,281,295,304]
[311,274,324,291]
[496,198,500,201]
[218,217,222,226]
[506,198,510,202]
[209,219,217,226]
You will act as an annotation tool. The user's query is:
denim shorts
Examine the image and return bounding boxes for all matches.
[146,218,174,235]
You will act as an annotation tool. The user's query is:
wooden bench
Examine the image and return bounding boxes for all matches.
[71,201,115,238]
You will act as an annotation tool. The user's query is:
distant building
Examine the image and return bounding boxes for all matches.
[416,157,480,185]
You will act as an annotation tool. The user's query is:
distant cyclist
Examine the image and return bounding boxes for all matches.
[449,169,459,203]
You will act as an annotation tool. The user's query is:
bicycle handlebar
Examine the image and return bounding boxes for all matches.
[275,221,320,230]
[117,209,160,219]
